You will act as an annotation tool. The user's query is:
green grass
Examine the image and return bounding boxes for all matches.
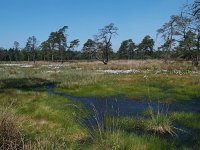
[90,130,171,150]
[0,90,89,149]
[171,112,200,129]
[0,62,199,101]
[55,73,200,101]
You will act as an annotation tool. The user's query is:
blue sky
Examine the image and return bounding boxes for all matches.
[0,0,189,51]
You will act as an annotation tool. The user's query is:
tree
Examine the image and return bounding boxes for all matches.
[174,15,191,40]
[167,14,193,61]
[48,32,57,61]
[40,41,51,61]
[192,0,200,18]
[191,1,200,66]
[57,26,68,63]
[117,39,136,59]
[94,23,118,64]
[42,26,81,62]
[46,26,68,63]
[138,35,154,59]
[157,15,180,63]
[82,39,97,60]
[25,36,37,63]
[7,48,15,62]
[0,47,6,61]
[25,39,31,62]
[66,39,80,60]
[182,1,200,65]
[14,41,20,61]
[68,39,80,51]
[176,31,197,60]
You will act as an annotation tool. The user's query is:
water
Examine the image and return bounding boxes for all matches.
[46,85,200,116]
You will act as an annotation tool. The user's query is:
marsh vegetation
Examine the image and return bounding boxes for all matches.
[0,60,200,149]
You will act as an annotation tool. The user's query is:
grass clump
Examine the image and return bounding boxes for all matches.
[146,111,175,136]
[104,107,177,137]
[88,115,172,150]
[0,109,24,150]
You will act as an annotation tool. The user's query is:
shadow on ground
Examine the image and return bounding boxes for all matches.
[0,78,56,91]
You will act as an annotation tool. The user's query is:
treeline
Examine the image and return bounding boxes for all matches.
[0,0,199,65]
[0,26,159,63]
[0,35,173,62]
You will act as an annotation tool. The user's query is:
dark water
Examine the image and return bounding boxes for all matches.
[46,85,200,116]
[45,85,200,130]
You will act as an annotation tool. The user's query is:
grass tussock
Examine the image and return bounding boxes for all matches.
[146,110,175,136]
[0,109,24,150]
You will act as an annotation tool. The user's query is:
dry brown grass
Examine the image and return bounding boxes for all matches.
[116,76,138,83]
[0,60,198,71]
[0,111,24,150]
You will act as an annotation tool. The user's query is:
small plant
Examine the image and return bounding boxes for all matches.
[88,104,124,150]
[146,107,177,136]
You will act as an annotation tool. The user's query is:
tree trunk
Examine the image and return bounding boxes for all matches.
[163,51,169,64]
[15,55,18,62]
[61,51,63,63]
[59,43,64,64]
[103,46,109,65]
[9,55,11,63]
[33,53,36,64]
[61,52,63,64]
[192,59,198,66]
[103,59,108,65]
[104,54,109,65]
[192,55,199,66]
[192,31,200,66]
[51,54,54,62]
